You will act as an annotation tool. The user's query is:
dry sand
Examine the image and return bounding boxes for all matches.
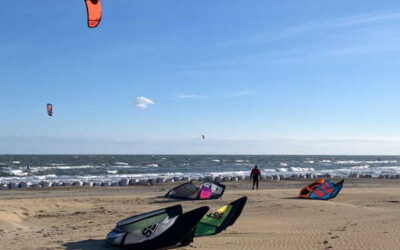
[0,179,399,250]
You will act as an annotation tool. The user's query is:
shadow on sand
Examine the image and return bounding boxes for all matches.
[63,239,117,250]
[148,197,185,204]
[281,197,302,200]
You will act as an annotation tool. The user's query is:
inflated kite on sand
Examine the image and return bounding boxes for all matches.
[299,178,344,200]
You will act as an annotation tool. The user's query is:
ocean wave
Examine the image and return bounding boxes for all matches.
[289,167,315,172]
[55,165,94,169]
[114,162,129,166]
[336,160,397,165]
[8,169,28,176]
[375,166,400,172]
[146,164,159,167]
[24,165,96,172]
[365,160,398,164]
[276,167,315,172]
[351,165,369,170]
[336,160,362,164]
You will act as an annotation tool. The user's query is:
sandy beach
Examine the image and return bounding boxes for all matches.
[0,179,399,250]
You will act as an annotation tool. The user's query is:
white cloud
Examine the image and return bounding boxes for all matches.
[135,96,155,109]
[176,94,206,99]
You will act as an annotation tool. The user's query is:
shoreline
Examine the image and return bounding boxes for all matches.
[1,173,400,191]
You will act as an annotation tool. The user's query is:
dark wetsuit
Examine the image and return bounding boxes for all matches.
[250,168,261,190]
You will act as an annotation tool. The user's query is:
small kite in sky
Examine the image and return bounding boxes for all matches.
[84,0,102,28]
[201,135,206,140]
[47,103,53,116]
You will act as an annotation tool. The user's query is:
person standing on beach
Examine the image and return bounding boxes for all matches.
[250,165,261,190]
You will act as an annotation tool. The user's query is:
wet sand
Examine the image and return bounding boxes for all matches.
[0,179,399,250]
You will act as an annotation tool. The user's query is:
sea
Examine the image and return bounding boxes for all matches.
[0,155,400,184]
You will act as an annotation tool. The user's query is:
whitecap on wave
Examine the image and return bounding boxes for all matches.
[289,167,315,172]
[351,165,369,170]
[336,160,362,164]
[8,169,28,176]
[365,160,397,164]
[114,162,129,166]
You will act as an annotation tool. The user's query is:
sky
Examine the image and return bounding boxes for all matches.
[1,0,400,154]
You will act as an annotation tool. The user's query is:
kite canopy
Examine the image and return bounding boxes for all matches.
[195,197,248,237]
[46,103,53,116]
[299,179,344,200]
[106,205,209,250]
[84,0,102,28]
[165,181,226,200]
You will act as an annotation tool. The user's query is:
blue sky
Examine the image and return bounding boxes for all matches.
[1,0,400,154]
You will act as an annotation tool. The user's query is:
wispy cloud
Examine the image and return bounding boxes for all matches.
[201,10,400,69]
[176,93,207,99]
[222,10,400,46]
[228,90,254,98]
[135,96,155,109]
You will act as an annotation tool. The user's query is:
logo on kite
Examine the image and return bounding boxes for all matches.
[46,103,53,116]
[206,212,224,220]
[84,0,102,28]
[141,224,158,237]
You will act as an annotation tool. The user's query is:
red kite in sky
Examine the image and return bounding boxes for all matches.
[84,0,102,28]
